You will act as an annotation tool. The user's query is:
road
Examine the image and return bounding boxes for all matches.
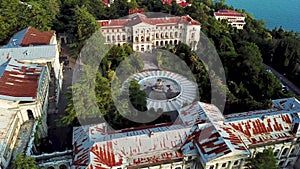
[264,64,300,96]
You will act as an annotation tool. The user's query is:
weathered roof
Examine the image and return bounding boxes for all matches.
[72,97,300,167]
[194,123,249,163]
[73,123,194,168]
[0,59,44,101]
[4,27,55,48]
[99,13,200,28]
[0,45,58,65]
[225,98,300,147]
[179,101,224,126]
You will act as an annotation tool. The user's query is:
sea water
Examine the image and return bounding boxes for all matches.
[225,0,300,33]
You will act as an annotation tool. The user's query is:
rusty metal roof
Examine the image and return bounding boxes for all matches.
[72,97,300,167]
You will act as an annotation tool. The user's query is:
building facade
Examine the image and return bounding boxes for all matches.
[0,59,50,169]
[214,10,246,29]
[2,27,63,106]
[0,27,63,168]
[72,97,300,169]
[98,13,201,52]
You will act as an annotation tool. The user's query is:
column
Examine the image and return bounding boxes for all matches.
[216,163,221,169]
[228,161,234,169]
[239,159,245,169]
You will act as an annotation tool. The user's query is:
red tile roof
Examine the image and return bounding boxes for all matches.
[162,0,191,7]
[99,13,200,28]
[214,10,244,17]
[20,27,55,46]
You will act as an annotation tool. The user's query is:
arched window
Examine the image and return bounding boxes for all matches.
[161,33,164,39]
[290,147,296,155]
[135,36,138,42]
[174,40,178,45]
[175,32,178,38]
[165,32,168,38]
[170,41,173,45]
[282,148,289,156]
[156,41,159,46]
[112,35,115,41]
[27,109,34,120]
[122,35,126,41]
[156,33,159,39]
[59,164,68,169]
[279,161,284,166]
[107,35,110,42]
[47,167,55,169]
[117,35,120,40]
[160,41,163,46]
[234,160,239,166]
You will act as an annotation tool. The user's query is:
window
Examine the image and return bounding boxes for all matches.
[191,33,195,38]
[174,167,181,169]
[209,165,214,169]
[290,148,296,155]
[234,160,239,165]
[221,163,226,167]
[282,148,289,156]
[27,109,34,120]
[59,165,67,169]
[279,161,284,166]
[122,35,126,41]
[274,149,280,156]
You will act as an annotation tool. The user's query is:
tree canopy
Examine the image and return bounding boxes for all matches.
[14,154,40,169]
[250,148,279,169]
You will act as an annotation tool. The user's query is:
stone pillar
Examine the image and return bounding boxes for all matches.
[228,161,234,169]
[239,159,245,169]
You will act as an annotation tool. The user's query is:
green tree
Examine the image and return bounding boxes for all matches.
[250,148,278,169]
[74,5,100,48]
[14,154,40,169]
[129,79,147,111]
[61,70,113,125]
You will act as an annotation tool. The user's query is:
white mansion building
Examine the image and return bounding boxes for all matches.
[72,97,300,169]
[214,10,246,30]
[98,13,201,52]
